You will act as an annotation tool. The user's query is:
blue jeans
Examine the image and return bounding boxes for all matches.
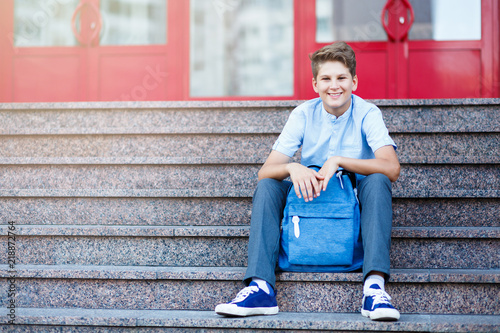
[243,173,393,289]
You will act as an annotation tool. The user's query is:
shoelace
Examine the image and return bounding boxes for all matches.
[368,289,392,306]
[231,285,259,303]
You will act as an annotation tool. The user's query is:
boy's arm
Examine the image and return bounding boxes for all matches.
[258,150,324,202]
[319,145,400,190]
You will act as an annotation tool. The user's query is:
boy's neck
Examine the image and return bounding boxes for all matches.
[323,96,353,118]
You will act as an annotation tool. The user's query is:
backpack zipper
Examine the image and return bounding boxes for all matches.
[292,216,300,238]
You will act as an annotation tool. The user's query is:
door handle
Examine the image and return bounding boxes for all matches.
[381,0,414,41]
[71,0,102,46]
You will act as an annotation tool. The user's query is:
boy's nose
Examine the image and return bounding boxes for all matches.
[329,80,339,89]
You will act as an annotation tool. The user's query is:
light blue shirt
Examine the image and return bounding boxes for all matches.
[272,95,396,167]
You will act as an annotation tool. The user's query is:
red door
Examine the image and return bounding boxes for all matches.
[0,0,187,102]
[299,0,499,99]
[1,0,498,102]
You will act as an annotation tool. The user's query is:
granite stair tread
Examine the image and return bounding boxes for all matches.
[3,266,498,314]
[0,133,497,165]
[2,264,498,283]
[3,224,499,238]
[3,225,498,269]
[1,99,499,134]
[0,187,498,199]
[1,197,498,228]
[2,307,499,332]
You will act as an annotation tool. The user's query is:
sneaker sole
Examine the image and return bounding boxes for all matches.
[361,308,400,321]
[215,304,279,317]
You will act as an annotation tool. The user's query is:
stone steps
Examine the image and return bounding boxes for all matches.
[1,265,498,315]
[0,197,498,227]
[0,133,497,164]
[0,99,498,331]
[0,99,497,134]
[1,225,498,269]
[0,164,497,197]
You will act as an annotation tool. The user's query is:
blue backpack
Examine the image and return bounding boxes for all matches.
[278,169,363,272]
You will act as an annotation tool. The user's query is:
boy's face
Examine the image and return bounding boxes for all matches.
[312,60,358,117]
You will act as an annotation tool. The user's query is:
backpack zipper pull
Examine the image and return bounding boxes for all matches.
[292,216,300,238]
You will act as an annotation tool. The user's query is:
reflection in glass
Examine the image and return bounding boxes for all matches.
[100,0,167,45]
[13,0,79,47]
[316,0,386,43]
[190,0,294,97]
[409,0,481,40]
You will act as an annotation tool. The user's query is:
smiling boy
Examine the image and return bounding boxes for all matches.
[215,41,401,321]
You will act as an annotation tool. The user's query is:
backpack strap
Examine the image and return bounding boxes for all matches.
[338,170,357,190]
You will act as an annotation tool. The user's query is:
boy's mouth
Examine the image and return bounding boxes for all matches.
[328,92,342,98]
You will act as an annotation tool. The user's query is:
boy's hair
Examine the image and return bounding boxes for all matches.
[310,41,356,79]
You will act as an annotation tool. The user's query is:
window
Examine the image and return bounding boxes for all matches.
[100,0,167,45]
[190,0,294,97]
[408,0,481,41]
[13,0,79,47]
[316,0,387,43]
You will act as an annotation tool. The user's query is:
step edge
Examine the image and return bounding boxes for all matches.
[1,265,498,284]
[1,98,499,110]
[0,189,497,198]
[1,308,499,332]
[0,157,497,165]
[2,225,499,239]
[1,128,498,135]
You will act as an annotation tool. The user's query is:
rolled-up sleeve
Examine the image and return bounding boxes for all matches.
[362,107,397,153]
[272,108,305,157]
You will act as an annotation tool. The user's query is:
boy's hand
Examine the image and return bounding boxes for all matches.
[318,156,342,191]
[286,163,324,202]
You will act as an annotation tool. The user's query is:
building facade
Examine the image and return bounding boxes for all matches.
[1,0,498,102]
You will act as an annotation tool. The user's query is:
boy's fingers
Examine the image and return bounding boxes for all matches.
[317,180,324,192]
[304,180,313,202]
[292,170,325,201]
[297,180,309,201]
[312,177,321,198]
[322,175,332,191]
[298,177,317,202]
[313,170,325,180]
[293,181,302,199]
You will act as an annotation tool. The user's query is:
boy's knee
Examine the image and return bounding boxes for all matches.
[362,173,391,188]
[358,174,392,200]
[256,178,280,191]
[254,178,282,198]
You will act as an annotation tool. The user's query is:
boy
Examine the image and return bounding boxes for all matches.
[215,41,401,321]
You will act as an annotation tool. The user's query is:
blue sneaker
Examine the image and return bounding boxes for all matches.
[215,282,279,317]
[361,284,400,321]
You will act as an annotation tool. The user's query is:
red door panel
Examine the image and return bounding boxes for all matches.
[409,49,481,99]
[354,46,389,99]
[1,0,185,102]
[13,52,84,102]
[98,52,169,101]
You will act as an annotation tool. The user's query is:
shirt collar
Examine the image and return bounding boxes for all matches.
[322,96,354,122]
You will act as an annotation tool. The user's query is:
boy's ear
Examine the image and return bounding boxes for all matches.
[312,77,319,93]
[352,75,358,91]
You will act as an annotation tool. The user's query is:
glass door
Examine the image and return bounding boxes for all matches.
[188,0,294,99]
[87,0,174,101]
[1,0,85,102]
[1,0,182,102]
[310,0,496,99]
